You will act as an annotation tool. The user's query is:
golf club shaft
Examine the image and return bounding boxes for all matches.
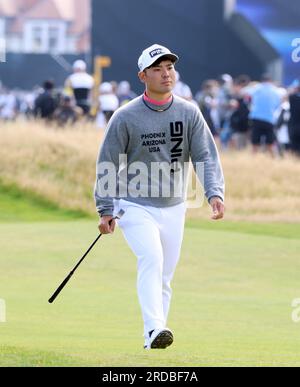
[48,211,124,304]
[48,233,101,303]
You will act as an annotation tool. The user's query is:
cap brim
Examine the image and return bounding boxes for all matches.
[142,53,179,71]
[160,53,179,63]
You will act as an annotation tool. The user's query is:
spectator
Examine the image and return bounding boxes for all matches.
[173,71,193,101]
[33,80,58,120]
[230,75,251,150]
[217,74,233,128]
[288,80,300,155]
[97,82,119,127]
[217,74,234,149]
[53,95,82,127]
[0,89,18,121]
[20,91,36,119]
[110,81,119,96]
[117,81,137,106]
[248,74,281,156]
[229,98,250,150]
[275,99,290,156]
[65,60,94,116]
[195,80,219,137]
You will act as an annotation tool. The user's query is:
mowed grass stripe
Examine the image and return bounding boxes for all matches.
[0,221,300,366]
[0,182,90,222]
[1,182,299,240]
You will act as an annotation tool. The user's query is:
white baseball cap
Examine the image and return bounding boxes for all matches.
[99,82,113,93]
[73,59,87,71]
[138,44,179,72]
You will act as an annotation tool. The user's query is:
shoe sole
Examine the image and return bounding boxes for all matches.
[151,330,174,349]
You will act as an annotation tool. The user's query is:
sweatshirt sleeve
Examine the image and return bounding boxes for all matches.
[94,111,129,217]
[189,107,225,203]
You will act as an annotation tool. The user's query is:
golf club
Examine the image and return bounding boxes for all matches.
[48,209,125,303]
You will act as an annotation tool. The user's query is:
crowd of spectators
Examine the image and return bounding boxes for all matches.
[193,73,300,157]
[1,62,300,157]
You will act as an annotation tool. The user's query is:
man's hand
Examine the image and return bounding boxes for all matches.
[209,197,225,220]
[98,215,116,234]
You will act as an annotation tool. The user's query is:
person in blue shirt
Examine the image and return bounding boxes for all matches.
[248,74,281,155]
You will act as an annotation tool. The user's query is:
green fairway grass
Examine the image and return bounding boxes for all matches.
[1,122,300,367]
[1,215,300,367]
[0,182,89,222]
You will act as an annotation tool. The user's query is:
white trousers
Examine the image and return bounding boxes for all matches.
[114,199,186,337]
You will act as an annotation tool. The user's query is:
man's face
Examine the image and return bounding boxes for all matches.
[139,59,176,95]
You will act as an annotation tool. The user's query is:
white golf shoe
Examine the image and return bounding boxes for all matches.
[144,328,174,350]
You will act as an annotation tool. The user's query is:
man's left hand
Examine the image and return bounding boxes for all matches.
[210,197,225,220]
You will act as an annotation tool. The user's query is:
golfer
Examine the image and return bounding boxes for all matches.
[94,44,225,349]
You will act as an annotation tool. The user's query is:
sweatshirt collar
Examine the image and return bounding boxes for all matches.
[142,92,174,112]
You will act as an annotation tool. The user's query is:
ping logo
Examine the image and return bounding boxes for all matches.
[150,48,164,58]
[0,299,6,323]
[170,122,183,163]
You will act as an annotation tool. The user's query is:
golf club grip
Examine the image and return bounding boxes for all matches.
[48,271,74,303]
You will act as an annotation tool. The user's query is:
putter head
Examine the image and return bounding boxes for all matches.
[115,209,125,220]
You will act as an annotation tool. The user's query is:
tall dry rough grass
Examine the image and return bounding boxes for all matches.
[1,120,300,222]
[0,120,101,215]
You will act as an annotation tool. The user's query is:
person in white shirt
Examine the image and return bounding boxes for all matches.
[65,60,94,115]
[97,82,119,127]
[173,71,193,101]
[0,90,17,121]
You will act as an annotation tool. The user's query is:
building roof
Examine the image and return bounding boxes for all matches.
[22,0,75,21]
[68,0,90,34]
[0,0,40,17]
[23,0,63,20]
[54,0,75,21]
[0,0,18,17]
[0,0,90,51]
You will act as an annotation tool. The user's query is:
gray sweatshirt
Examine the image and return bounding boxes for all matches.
[94,95,225,217]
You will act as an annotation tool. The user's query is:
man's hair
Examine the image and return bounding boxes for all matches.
[43,80,54,90]
[234,74,251,86]
[261,73,272,82]
[144,56,176,71]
